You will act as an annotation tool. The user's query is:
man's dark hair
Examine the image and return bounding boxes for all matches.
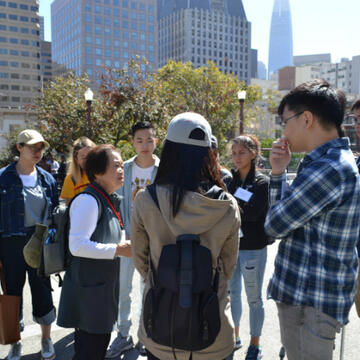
[131,121,154,137]
[154,139,224,217]
[351,99,360,112]
[278,80,346,135]
[85,144,119,182]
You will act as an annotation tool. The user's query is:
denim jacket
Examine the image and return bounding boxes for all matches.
[116,155,159,238]
[0,162,59,237]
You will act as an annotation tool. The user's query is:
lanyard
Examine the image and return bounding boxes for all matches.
[89,184,124,229]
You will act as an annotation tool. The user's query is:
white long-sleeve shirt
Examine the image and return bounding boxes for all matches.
[69,193,124,259]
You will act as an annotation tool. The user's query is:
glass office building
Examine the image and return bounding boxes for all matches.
[268,0,293,78]
[158,0,253,83]
[51,0,157,80]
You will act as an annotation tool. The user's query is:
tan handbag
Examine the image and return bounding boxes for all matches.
[0,261,21,345]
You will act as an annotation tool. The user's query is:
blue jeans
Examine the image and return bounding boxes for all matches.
[229,247,267,337]
[0,228,56,328]
[116,256,144,336]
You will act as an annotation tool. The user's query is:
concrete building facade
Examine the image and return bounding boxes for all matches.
[320,56,360,95]
[51,0,157,80]
[158,0,253,83]
[40,40,52,86]
[39,14,44,40]
[278,55,360,96]
[0,0,41,107]
[293,53,331,67]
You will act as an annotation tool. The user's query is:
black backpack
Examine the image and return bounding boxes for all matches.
[143,184,221,355]
[37,191,102,279]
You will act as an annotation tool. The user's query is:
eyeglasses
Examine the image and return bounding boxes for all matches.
[280,111,304,128]
[349,114,360,124]
[25,144,45,153]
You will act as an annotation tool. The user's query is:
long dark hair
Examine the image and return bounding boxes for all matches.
[154,140,225,217]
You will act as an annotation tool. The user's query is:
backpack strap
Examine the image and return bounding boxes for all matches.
[147,183,160,210]
[177,234,200,309]
[146,184,160,286]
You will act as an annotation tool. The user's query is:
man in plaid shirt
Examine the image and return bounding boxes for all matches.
[265,80,360,360]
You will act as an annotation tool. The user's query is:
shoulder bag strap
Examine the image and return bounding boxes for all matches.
[88,184,124,229]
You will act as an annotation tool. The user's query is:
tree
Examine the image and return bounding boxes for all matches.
[34,73,107,153]
[151,60,263,153]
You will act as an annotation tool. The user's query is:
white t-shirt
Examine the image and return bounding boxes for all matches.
[19,172,37,187]
[131,162,154,203]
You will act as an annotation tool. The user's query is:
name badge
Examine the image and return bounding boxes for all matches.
[234,187,253,202]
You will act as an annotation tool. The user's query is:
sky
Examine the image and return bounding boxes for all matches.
[39,0,360,68]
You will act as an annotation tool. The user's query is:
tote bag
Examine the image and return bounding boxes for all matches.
[0,261,21,345]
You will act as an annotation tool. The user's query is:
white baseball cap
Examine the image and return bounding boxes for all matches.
[166,112,212,148]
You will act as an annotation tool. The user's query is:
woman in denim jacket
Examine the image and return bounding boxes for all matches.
[0,130,58,360]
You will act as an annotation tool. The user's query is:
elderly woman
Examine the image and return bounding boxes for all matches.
[131,113,241,360]
[0,129,58,360]
[57,144,132,360]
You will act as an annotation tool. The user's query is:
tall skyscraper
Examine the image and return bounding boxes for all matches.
[158,0,253,83]
[0,0,41,107]
[51,0,157,80]
[268,0,293,78]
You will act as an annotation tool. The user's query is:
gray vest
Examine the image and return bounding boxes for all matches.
[57,184,123,334]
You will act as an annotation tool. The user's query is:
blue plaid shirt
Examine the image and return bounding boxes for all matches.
[265,138,360,324]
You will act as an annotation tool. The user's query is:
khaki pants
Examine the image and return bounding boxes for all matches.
[276,303,342,360]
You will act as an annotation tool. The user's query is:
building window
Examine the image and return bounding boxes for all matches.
[9,14,18,20]
[8,2,17,8]
[21,27,29,33]
[0,72,8,78]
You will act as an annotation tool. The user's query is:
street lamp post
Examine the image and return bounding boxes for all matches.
[237,90,246,135]
[84,88,94,138]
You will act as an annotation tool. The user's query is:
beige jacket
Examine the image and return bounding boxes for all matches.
[131,185,240,360]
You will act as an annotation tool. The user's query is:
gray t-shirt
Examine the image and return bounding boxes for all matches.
[20,172,48,227]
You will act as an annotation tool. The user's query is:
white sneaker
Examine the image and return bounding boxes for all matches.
[7,341,22,360]
[105,334,134,358]
[41,338,56,360]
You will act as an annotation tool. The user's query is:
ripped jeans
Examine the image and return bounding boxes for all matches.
[229,247,267,337]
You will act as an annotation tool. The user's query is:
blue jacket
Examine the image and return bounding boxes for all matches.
[0,162,59,237]
[116,155,159,237]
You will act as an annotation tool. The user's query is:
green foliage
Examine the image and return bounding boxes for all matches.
[153,60,263,153]
[0,129,21,168]
[25,59,272,160]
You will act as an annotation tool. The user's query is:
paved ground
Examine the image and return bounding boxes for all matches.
[1,242,360,359]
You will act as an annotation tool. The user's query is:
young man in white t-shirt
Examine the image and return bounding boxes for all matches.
[106,122,159,358]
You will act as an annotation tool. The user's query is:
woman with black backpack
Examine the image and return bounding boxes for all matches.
[227,135,269,360]
[131,112,241,360]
